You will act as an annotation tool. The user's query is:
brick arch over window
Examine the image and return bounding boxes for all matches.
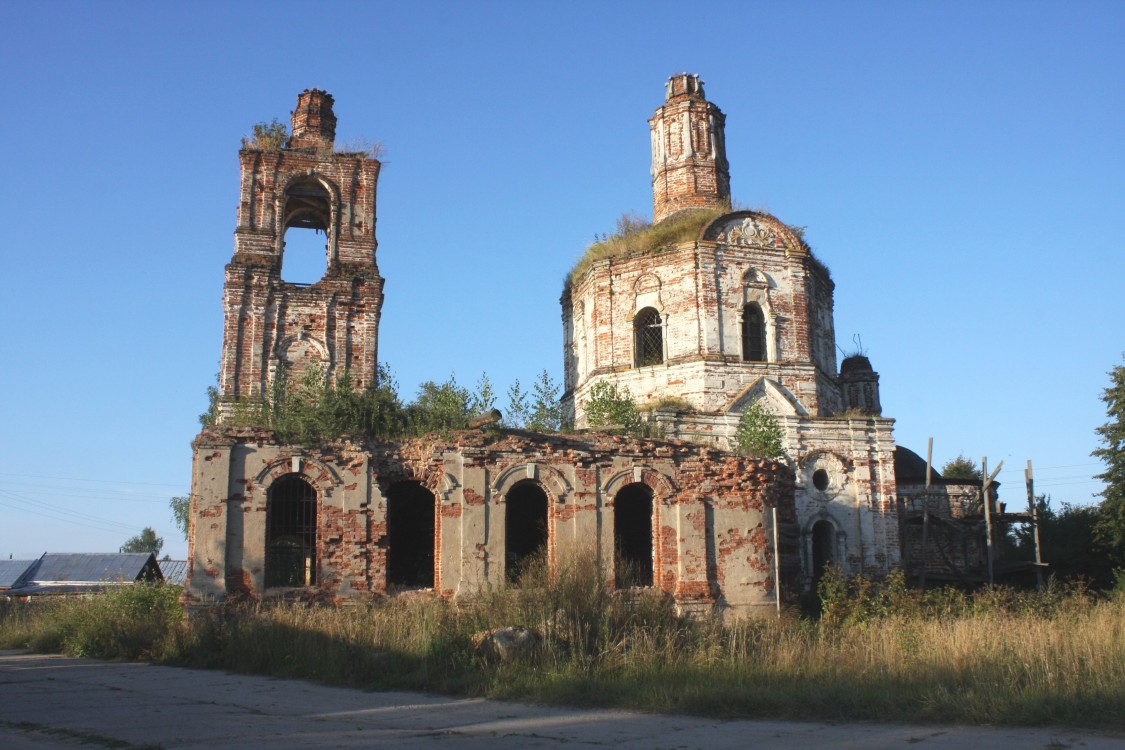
[633,307,664,367]
[254,455,341,496]
[492,462,571,504]
[603,466,677,502]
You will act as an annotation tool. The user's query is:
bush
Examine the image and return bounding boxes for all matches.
[734,401,784,458]
[584,381,646,436]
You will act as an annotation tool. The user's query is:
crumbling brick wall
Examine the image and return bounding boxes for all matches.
[187,427,797,618]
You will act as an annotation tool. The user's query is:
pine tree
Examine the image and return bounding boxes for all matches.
[505,379,529,429]
[1093,355,1125,563]
[526,370,563,432]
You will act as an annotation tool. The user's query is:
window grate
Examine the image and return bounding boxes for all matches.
[266,476,317,587]
[634,308,664,367]
[742,304,766,362]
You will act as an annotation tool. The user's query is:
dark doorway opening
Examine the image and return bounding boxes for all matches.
[266,475,317,588]
[811,520,836,589]
[614,483,653,588]
[386,481,436,589]
[505,481,548,584]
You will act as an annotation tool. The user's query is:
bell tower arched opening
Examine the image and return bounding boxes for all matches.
[280,179,332,284]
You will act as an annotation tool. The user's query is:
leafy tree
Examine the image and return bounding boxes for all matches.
[734,401,784,458]
[405,374,472,435]
[199,381,219,427]
[505,378,530,429]
[941,454,982,480]
[169,496,190,540]
[1093,355,1125,564]
[584,380,644,436]
[469,373,497,417]
[121,527,163,556]
[1012,494,1115,587]
[526,369,563,432]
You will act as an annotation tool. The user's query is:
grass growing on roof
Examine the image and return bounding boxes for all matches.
[565,208,729,293]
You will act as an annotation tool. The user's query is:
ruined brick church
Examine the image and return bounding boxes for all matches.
[186,78,980,617]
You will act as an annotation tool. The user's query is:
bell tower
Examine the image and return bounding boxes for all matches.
[216,90,384,420]
[649,74,730,223]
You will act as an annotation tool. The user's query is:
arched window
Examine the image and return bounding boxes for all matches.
[634,307,663,367]
[386,481,436,589]
[280,179,332,284]
[265,475,317,588]
[505,481,549,584]
[742,304,766,362]
[614,483,653,588]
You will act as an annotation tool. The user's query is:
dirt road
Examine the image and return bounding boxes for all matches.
[1,651,1118,749]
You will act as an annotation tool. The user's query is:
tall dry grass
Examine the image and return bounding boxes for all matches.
[1,560,1122,728]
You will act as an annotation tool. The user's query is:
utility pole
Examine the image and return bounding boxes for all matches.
[981,456,1003,585]
[1025,460,1044,590]
[920,437,933,589]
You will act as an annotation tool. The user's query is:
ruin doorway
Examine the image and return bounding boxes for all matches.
[265,475,317,588]
[386,481,436,589]
[811,519,836,588]
[505,481,548,584]
[614,483,653,588]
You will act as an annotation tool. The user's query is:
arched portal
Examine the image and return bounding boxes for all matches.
[266,475,317,588]
[386,481,436,589]
[811,519,836,588]
[505,481,548,584]
[614,482,653,588]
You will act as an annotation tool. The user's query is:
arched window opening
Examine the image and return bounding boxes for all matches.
[634,307,663,367]
[811,520,836,589]
[386,481,436,589]
[812,469,829,492]
[505,481,548,584]
[742,304,766,362]
[280,180,331,284]
[266,475,317,588]
[614,482,653,588]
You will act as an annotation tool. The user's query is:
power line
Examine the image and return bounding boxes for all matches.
[0,471,184,488]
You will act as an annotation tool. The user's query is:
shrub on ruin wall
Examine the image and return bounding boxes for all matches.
[240,118,289,150]
[734,402,784,459]
[584,381,648,437]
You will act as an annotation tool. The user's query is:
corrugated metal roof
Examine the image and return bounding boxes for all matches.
[158,559,187,586]
[21,553,161,585]
[0,559,36,589]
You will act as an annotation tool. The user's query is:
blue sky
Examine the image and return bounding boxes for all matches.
[1,1,1121,560]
